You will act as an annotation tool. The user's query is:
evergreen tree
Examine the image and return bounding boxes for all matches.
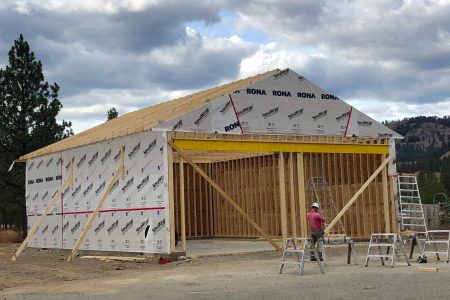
[0,34,72,235]
[107,107,118,120]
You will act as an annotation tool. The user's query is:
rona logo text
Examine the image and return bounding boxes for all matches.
[224,121,240,132]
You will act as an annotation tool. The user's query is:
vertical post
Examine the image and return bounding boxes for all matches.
[382,154,391,233]
[297,153,308,238]
[289,153,297,237]
[278,153,288,243]
[180,158,187,253]
[167,141,176,253]
[389,176,398,232]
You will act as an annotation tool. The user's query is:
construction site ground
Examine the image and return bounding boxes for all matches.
[1,241,450,299]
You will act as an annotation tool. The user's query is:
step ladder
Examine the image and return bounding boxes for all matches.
[423,230,450,263]
[365,233,411,268]
[279,238,324,275]
[307,177,347,236]
[397,175,428,256]
[397,175,428,233]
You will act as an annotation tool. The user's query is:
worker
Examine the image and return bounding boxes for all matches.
[307,202,325,261]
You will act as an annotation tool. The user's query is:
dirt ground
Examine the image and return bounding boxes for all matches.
[2,242,450,299]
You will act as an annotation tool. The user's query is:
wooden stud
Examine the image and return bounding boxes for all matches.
[187,163,191,237]
[289,153,297,237]
[68,145,125,261]
[382,154,391,233]
[168,143,176,250]
[324,155,391,234]
[168,140,281,250]
[390,176,398,233]
[179,158,186,252]
[297,153,308,238]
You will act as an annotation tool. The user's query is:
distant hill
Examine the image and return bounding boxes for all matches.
[383,116,449,201]
[384,116,450,173]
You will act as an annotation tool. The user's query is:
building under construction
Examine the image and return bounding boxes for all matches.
[18,68,401,256]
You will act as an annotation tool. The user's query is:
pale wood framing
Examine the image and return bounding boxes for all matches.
[11,160,74,261]
[68,146,125,261]
[297,153,308,238]
[382,154,391,233]
[168,140,281,250]
[278,153,288,243]
[179,158,187,252]
[324,155,392,234]
[289,153,297,237]
[168,143,176,251]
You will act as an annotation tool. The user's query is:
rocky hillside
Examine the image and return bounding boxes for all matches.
[384,116,449,173]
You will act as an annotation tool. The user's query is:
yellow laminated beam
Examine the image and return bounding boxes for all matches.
[173,139,389,155]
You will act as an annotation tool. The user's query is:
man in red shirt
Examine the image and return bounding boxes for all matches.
[307,202,325,261]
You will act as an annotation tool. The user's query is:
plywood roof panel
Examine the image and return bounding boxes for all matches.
[20,69,279,161]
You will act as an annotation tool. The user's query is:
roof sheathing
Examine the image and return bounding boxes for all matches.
[20,69,279,160]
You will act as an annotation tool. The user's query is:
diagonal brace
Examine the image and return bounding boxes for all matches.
[67,145,125,261]
[12,159,74,261]
[168,140,281,251]
[324,156,392,235]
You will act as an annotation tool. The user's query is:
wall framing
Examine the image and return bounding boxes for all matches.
[168,132,396,246]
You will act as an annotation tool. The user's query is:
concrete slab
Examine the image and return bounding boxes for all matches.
[185,239,275,257]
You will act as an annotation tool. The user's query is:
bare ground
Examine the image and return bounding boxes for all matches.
[1,242,450,299]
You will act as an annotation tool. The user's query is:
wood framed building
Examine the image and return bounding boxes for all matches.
[16,68,401,258]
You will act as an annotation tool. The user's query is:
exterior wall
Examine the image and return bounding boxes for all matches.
[173,152,393,239]
[26,130,171,254]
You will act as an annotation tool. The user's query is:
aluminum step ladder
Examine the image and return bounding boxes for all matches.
[423,230,450,263]
[365,233,411,268]
[397,175,428,255]
[307,177,346,236]
[279,238,324,275]
[397,175,428,233]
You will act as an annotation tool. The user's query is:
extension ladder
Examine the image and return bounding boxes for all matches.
[279,238,324,275]
[365,233,411,268]
[307,177,346,236]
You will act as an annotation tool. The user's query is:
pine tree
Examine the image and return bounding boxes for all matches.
[107,107,118,120]
[0,34,72,236]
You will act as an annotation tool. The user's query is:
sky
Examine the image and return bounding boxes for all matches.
[0,0,449,134]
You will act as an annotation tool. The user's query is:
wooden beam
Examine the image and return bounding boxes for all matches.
[278,153,288,243]
[382,154,391,233]
[174,139,389,155]
[390,176,398,233]
[168,143,176,250]
[289,153,297,237]
[67,145,125,261]
[297,153,308,238]
[179,158,187,252]
[324,155,392,234]
[12,160,74,261]
[168,140,281,250]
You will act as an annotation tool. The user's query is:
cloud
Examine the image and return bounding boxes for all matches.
[233,0,450,105]
[1,0,449,134]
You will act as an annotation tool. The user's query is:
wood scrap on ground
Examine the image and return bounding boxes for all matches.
[80,255,153,262]
[418,267,439,272]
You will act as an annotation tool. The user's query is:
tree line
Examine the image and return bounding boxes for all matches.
[0,35,117,235]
